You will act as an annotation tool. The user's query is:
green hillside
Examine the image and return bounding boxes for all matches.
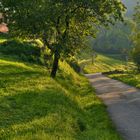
[0,38,122,140]
[109,73,140,88]
[79,53,127,74]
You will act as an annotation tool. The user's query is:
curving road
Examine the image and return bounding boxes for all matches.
[86,73,140,140]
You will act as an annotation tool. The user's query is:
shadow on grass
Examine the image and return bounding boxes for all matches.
[0,75,108,139]
[0,39,41,65]
[0,58,120,139]
[0,64,46,90]
[0,87,85,139]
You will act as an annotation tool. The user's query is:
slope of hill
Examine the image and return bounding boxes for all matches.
[0,38,122,140]
[109,72,140,88]
[79,53,127,74]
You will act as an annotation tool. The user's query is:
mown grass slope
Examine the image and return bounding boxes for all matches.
[0,55,122,140]
[109,73,140,88]
[79,53,126,74]
[0,37,122,139]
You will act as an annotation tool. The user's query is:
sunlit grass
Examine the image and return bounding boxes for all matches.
[0,36,122,139]
[0,35,8,43]
[109,73,140,88]
[0,53,122,140]
[79,54,126,74]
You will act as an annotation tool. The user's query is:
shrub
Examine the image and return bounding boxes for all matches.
[0,39,41,63]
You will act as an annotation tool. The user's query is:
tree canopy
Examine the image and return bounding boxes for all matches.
[132,3,140,70]
[0,0,125,77]
[89,19,134,55]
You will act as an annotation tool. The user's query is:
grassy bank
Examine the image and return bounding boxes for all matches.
[109,73,140,88]
[79,53,126,74]
[0,54,122,139]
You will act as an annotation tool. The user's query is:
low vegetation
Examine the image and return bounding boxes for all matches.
[79,53,127,74]
[0,0,125,78]
[0,39,41,63]
[0,0,140,139]
[109,73,140,88]
[102,3,140,90]
[0,38,122,139]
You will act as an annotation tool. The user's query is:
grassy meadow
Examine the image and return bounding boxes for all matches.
[79,47,140,90]
[79,50,127,74]
[0,37,122,140]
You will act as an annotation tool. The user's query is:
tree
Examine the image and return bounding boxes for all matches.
[90,19,134,55]
[131,3,140,71]
[0,0,125,77]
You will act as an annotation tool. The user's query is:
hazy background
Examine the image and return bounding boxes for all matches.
[87,0,139,56]
[122,0,139,17]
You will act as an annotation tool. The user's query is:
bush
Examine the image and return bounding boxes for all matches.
[0,33,11,39]
[0,39,41,63]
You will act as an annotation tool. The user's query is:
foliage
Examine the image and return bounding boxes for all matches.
[0,53,122,140]
[0,39,41,63]
[89,19,134,55]
[131,3,140,71]
[87,0,138,55]
[0,0,125,77]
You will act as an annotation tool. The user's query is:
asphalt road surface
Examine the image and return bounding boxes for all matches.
[86,73,140,140]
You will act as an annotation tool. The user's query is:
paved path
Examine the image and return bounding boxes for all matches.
[86,73,140,140]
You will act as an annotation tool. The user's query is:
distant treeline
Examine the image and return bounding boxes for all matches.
[89,19,134,55]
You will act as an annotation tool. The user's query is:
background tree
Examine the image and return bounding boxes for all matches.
[131,3,140,71]
[89,19,134,56]
[0,0,125,77]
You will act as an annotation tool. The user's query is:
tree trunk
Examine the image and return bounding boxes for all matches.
[51,50,60,78]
